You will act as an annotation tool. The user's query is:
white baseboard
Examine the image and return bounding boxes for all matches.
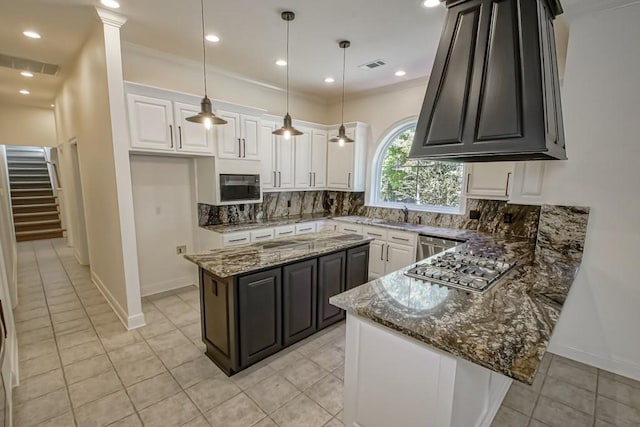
[549,344,640,382]
[91,270,145,331]
[140,276,198,297]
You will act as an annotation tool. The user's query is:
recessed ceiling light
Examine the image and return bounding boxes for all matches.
[23,31,41,39]
[395,70,407,77]
[100,0,120,8]
[19,90,30,95]
[205,34,220,43]
[324,77,335,83]
[21,71,34,78]
[422,0,441,7]
[50,104,55,108]
[275,59,287,67]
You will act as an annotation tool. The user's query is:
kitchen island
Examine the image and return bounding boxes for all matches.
[330,205,589,427]
[184,231,372,375]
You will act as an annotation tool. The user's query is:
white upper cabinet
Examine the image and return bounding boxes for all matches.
[509,162,546,205]
[326,123,368,192]
[261,119,295,191]
[294,129,312,189]
[277,134,295,189]
[293,127,327,190]
[215,110,261,161]
[127,94,175,152]
[465,162,514,200]
[173,102,213,154]
[311,130,328,188]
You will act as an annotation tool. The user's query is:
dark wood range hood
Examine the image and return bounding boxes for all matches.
[410,0,567,162]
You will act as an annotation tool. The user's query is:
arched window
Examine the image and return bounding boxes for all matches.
[371,120,465,213]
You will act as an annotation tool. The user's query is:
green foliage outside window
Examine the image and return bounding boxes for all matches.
[379,127,463,209]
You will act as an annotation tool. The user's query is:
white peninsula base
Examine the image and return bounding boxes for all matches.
[343,314,513,427]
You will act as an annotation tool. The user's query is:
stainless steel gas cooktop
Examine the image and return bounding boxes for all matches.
[404,251,516,294]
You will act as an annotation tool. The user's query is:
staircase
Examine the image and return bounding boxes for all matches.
[6,146,64,242]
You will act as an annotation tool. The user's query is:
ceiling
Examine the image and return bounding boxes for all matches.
[0,0,634,109]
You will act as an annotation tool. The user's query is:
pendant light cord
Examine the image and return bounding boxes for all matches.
[341,45,346,124]
[200,0,207,96]
[286,19,290,114]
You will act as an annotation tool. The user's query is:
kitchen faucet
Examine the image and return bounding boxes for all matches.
[402,205,409,223]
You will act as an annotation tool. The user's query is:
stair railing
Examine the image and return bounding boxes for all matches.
[43,148,61,197]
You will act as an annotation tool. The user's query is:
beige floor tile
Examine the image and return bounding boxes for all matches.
[85,303,113,316]
[245,374,300,414]
[13,389,71,427]
[34,411,75,427]
[51,308,86,324]
[16,316,52,334]
[596,395,640,426]
[490,406,529,427]
[99,329,144,352]
[331,364,344,381]
[267,349,304,372]
[57,328,99,350]
[59,339,105,366]
[599,370,640,390]
[138,316,176,340]
[271,394,333,427]
[231,363,277,390]
[154,341,202,368]
[107,341,154,364]
[503,381,540,416]
[205,393,266,427]
[20,352,61,379]
[170,355,223,388]
[281,358,328,390]
[305,374,343,416]
[547,356,598,392]
[528,420,551,427]
[186,376,242,413]
[69,369,123,408]
[594,419,617,427]
[127,372,182,410]
[252,418,279,427]
[181,416,212,427]
[323,418,343,427]
[146,329,191,351]
[598,372,640,410]
[106,414,143,427]
[532,395,594,427]
[48,301,82,315]
[542,376,595,415]
[64,353,113,385]
[19,338,57,361]
[13,368,66,405]
[74,390,135,427]
[14,306,50,323]
[179,322,202,343]
[53,316,93,335]
[112,354,167,387]
[309,345,344,372]
[90,311,121,326]
[138,392,200,427]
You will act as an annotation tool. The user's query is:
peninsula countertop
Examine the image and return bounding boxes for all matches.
[202,213,329,234]
[185,231,373,279]
[330,206,588,385]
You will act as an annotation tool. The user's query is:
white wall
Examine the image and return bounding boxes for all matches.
[130,155,198,296]
[0,103,57,147]
[121,44,330,124]
[541,3,640,380]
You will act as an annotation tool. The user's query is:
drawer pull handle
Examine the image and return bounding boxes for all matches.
[367,233,382,237]
[392,237,410,242]
[299,228,312,232]
[229,238,247,243]
[279,231,293,235]
[255,235,270,240]
[344,228,357,232]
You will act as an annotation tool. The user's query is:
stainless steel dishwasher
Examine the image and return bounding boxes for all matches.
[417,235,463,261]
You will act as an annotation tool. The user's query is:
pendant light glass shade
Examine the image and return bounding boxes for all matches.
[273,11,303,139]
[331,40,354,145]
[186,0,227,127]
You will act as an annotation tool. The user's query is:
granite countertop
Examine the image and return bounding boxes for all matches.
[331,215,474,240]
[203,213,329,234]
[330,227,583,385]
[185,231,373,279]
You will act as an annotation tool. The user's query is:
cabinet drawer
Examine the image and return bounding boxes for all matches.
[250,229,275,242]
[337,223,363,234]
[387,230,417,247]
[363,226,388,241]
[295,223,317,235]
[274,225,296,238]
[316,221,335,232]
[223,232,251,247]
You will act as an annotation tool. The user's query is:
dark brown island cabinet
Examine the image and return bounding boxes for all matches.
[199,244,370,375]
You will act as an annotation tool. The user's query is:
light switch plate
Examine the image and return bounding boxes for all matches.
[176,245,187,254]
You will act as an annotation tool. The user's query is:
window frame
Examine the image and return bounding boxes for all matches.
[370,118,467,215]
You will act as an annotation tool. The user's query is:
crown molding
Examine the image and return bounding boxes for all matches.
[95,8,127,28]
[563,0,640,21]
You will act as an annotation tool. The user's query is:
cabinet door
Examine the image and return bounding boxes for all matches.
[260,121,277,189]
[127,94,175,152]
[201,272,231,358]
[283,260,318,346]
[385,243,416,274]
[174,102,213,155]
[241,114,261,160]
[346,246,370,290]
[216,110,241,159]
[327,138,354,189]
[294,130,312,189]
[317,252,346,329]
[276,136,295,189]
[311,130,328,188]
[238,269,282,368]
[368,240,387,279]
[509,161,545,205]
[465,162,514,199]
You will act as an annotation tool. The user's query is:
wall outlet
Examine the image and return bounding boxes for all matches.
[503,213,514,224]
[176,245,187,255]
[469,210,481,220]
[239,204,245,212]
[287,200,292,208]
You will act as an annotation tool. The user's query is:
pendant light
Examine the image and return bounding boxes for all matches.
[273,11,303,140]
[186,0,227,129]
[330,40,354,147]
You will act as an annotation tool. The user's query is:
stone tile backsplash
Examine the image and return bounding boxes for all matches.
[199,191,542,240]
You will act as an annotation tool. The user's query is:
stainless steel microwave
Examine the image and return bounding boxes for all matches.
[219,174,261,202]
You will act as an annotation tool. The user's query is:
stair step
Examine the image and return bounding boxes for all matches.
[15,228,64,242]
[12,203,58,214]
[13,212,60,222]
[9,175,51,182]
[11,196,56,205]
[11,189,53,197]
[15,219,62,232]
[9,167,48,173]
[10,181,51,188]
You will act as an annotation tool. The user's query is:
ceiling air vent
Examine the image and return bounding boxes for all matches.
[358,59,386,70]
[0,53,60,75]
